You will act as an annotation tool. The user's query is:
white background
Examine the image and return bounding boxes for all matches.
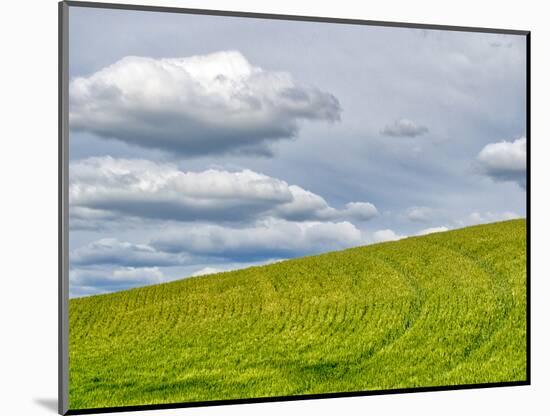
[0,0,547,415]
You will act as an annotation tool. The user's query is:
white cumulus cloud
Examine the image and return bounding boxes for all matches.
[274,187,378,222]
[70,157,293,223]
[372,229,405,243]
[70,156,377,224]
[416,226,449,236]
[69,51,341,156]
[151,219,366,261]
[477,136,526,189]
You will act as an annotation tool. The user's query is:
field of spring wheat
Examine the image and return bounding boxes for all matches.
[68,219,527,410]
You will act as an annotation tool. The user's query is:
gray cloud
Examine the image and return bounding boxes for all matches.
[69,51,341,156]
[70,238,186,267]
[151,219,366,261]
[405,206,434,223]
[477,136,526,189]
[332,202,379,221]
[489,41,513,48]
[273,187,378,222]
[70,157,293,223]
[70,266,164,295]
[381,119,429,137]
[70,157,378,225]
[190,267,226,277]
[455,211,521,228]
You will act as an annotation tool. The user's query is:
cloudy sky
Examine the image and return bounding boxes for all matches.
[68,6,527,297]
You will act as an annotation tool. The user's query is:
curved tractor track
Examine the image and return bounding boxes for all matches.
[69,220,527,410]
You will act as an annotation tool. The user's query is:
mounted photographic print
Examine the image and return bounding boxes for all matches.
[59,1,530,414]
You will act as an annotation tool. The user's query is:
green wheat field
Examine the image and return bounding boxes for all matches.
[69,219,527,410]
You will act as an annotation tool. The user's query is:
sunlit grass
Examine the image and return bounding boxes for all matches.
[69,219,527,409]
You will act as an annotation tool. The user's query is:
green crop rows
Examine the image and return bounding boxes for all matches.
[68,219,527,410]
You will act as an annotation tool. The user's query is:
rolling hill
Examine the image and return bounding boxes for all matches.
[68,219,527,410]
